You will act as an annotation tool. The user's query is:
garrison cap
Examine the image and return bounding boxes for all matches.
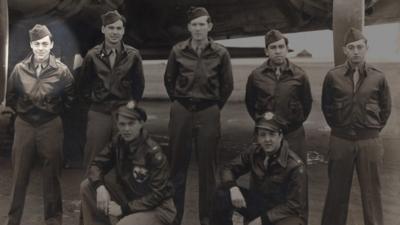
[29,24,52,42]
[101,10,126,26]
[255,112,288,133]
[187,7,210,22]
[116,102,147,122]
[344,28,367,46]
[265,29,288,48]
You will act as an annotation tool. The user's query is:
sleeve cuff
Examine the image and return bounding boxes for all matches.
[221,181,237,190]
[261,214,273,225]
[121,203,131,215]
[91,180,104,190]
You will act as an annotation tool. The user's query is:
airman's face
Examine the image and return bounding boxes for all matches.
[343,39,368,64]
[117,116,143,142]
[256,128,283,155]
[30,35,53,63]
[265,38,288,65]
[102,20,125,45]
[187,16,213,42]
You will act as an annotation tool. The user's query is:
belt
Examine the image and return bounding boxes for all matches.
[177,98,217,112]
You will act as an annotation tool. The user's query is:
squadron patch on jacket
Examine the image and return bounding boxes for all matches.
[132,166,149,183]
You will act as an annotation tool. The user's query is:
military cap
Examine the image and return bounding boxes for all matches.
[29,24,52,42]
[187,7,210,22]
[255,112,288,133]
[265,29,288,48]
[116,102,147,122]
[344,27,367,46]
[101,10,126,26]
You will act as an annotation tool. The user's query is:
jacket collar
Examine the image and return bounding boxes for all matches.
[256,140,289,168]
[97,41,127,59]
[123,129,148,152]
[261,58,295,76]
[22,53,58,71]
[344,61,367,77]
[181,38,219,52]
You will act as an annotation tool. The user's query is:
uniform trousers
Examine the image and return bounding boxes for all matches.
[80,170,176,225]
[285,126,306,164]
[213,187,305,225]
[321,135,384,225]
[168,101,220,225]
[83,110,116,169]
[4,117,63,225]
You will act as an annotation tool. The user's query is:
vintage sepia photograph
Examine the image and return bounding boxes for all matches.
[0,0,399,225]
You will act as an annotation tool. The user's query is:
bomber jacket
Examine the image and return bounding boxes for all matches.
[220,141,307,223]
[245,59,312,133]
[7,53,74,126]
[88,130,174,214]
[321,62,391,140]
[164,38,233,108]
[78,42,144,114]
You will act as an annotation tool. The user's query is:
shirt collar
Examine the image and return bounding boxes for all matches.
[256,140,289,168]
[34,60,49,70]
[190,39,209,50]
[261,59,294,75]
[99,42,126,58]
[182,38,218,52]
[23,53,58,71]
[344,61,367,77]
[122,129,148,152]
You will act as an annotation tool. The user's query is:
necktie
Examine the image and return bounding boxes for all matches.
[353,67,360,92]
[263,156,270,170]
[275,67,281,80]
[196,46,202,57]
[109,49,116,68]
[36,64,42,77]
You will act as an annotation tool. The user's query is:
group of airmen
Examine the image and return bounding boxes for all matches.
[0,5,391,225]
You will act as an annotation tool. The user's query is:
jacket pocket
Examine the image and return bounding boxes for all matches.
[121,76,131,88]
[332,101,346,125]
[365,103,381,126]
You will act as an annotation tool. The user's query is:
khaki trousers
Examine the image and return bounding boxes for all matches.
[285,126,306,163]
[321,135,384,225]
[4,117,63,225]
[83,110,116,169]
[168,101,220,225]
[80,170,176,225]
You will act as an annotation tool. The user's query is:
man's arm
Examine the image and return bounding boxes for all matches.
[301,74,313,121]
[87,142,116,189]
[261,164,307,224]
[130,52,145,102]
[220,149,254,210]
[218,50,233,109]
[321,72,335,127]
[62,68,75,111]
[87,142,116,214]
[220,148,252,189]
[163,49,178,101]
[378,76,391,127]
[76,53,94,103]
[245,74,257,121]
[4,66,19,111]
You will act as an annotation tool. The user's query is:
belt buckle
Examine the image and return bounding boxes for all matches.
[188,97,196,103]
[187,98,197,111]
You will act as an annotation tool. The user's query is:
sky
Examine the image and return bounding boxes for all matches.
[218,23,400,61]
